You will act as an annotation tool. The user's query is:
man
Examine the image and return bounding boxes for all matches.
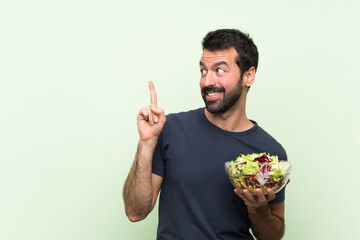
[123,29,288,240]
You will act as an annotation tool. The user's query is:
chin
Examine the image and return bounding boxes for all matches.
[205,105,227,114]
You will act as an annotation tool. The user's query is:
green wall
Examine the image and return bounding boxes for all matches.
[1,0,359,239]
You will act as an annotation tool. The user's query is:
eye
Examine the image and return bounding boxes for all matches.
[217,68,225,73]
[200,69,207,75]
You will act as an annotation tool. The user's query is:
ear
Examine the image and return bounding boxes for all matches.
[242,67,256,88]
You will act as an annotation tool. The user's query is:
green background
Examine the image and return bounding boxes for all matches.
[1,0,359,239]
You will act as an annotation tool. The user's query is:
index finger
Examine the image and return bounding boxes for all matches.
[148,81,157,106]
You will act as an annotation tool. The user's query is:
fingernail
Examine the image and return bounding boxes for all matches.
[154,117,158,123]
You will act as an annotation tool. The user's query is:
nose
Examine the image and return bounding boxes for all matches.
[203,72,216,87]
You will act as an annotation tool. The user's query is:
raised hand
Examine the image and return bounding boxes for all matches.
[137,81,166,142]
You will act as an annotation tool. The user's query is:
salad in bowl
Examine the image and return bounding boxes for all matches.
[225,153,291,195]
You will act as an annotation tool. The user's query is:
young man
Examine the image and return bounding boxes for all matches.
[123,29,288,240]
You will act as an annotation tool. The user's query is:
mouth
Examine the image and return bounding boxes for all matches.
[202,86,225,102]
[205,91,222,101]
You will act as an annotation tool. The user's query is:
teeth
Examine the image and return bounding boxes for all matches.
[208,92,218,96]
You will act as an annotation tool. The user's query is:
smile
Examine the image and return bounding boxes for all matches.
[206,91,222,100]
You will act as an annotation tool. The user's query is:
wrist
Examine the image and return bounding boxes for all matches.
[139,138,158,147]
[247,205,271,217]
[137,139,158,155]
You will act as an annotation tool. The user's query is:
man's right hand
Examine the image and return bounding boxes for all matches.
[137,81,166,142]
[124,81,165,222]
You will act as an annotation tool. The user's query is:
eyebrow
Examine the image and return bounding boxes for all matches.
[199,61,229,68]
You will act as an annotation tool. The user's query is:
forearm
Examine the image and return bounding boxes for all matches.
[248,205,284,240]
[123,139,157,222]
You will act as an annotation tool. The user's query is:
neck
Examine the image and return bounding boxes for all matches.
[204,91,254,132]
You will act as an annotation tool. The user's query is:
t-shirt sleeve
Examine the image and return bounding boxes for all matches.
[268,145,288,204]
[152,130,165,177]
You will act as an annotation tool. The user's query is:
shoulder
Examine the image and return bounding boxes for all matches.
[160,108,203,135]
[166,108,202,119]
[254,124,278,141]
[252,123,287,160]
[165,108,203,125]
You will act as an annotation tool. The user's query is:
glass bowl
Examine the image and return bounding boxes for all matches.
[225,160,291,195]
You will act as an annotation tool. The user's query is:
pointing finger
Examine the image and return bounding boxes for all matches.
[148,81,157,106]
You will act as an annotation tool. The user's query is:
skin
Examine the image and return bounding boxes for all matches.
[199,48,255,132]
[123,81,164,222]
[123,47,287,239]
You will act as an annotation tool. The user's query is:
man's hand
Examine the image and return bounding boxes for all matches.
[234,178,290,208]
[234,188,284,240]
[137,81,166,142]
[123,81,165,222]
[234,188,275,208]
[234,180,291,240]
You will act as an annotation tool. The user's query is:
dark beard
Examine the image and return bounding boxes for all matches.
[201,77,243,114]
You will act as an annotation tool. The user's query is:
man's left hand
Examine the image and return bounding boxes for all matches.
[234,188,275,208]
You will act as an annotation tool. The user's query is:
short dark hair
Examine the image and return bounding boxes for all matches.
[202,29,259,74]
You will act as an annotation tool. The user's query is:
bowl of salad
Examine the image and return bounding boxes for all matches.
[225,153,291,195]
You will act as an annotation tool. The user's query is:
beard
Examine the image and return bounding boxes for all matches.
[201,77,243,114]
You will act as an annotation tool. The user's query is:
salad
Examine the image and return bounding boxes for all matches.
[225,153,291,194]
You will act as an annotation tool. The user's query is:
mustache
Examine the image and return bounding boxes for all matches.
[202,86,225,94]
